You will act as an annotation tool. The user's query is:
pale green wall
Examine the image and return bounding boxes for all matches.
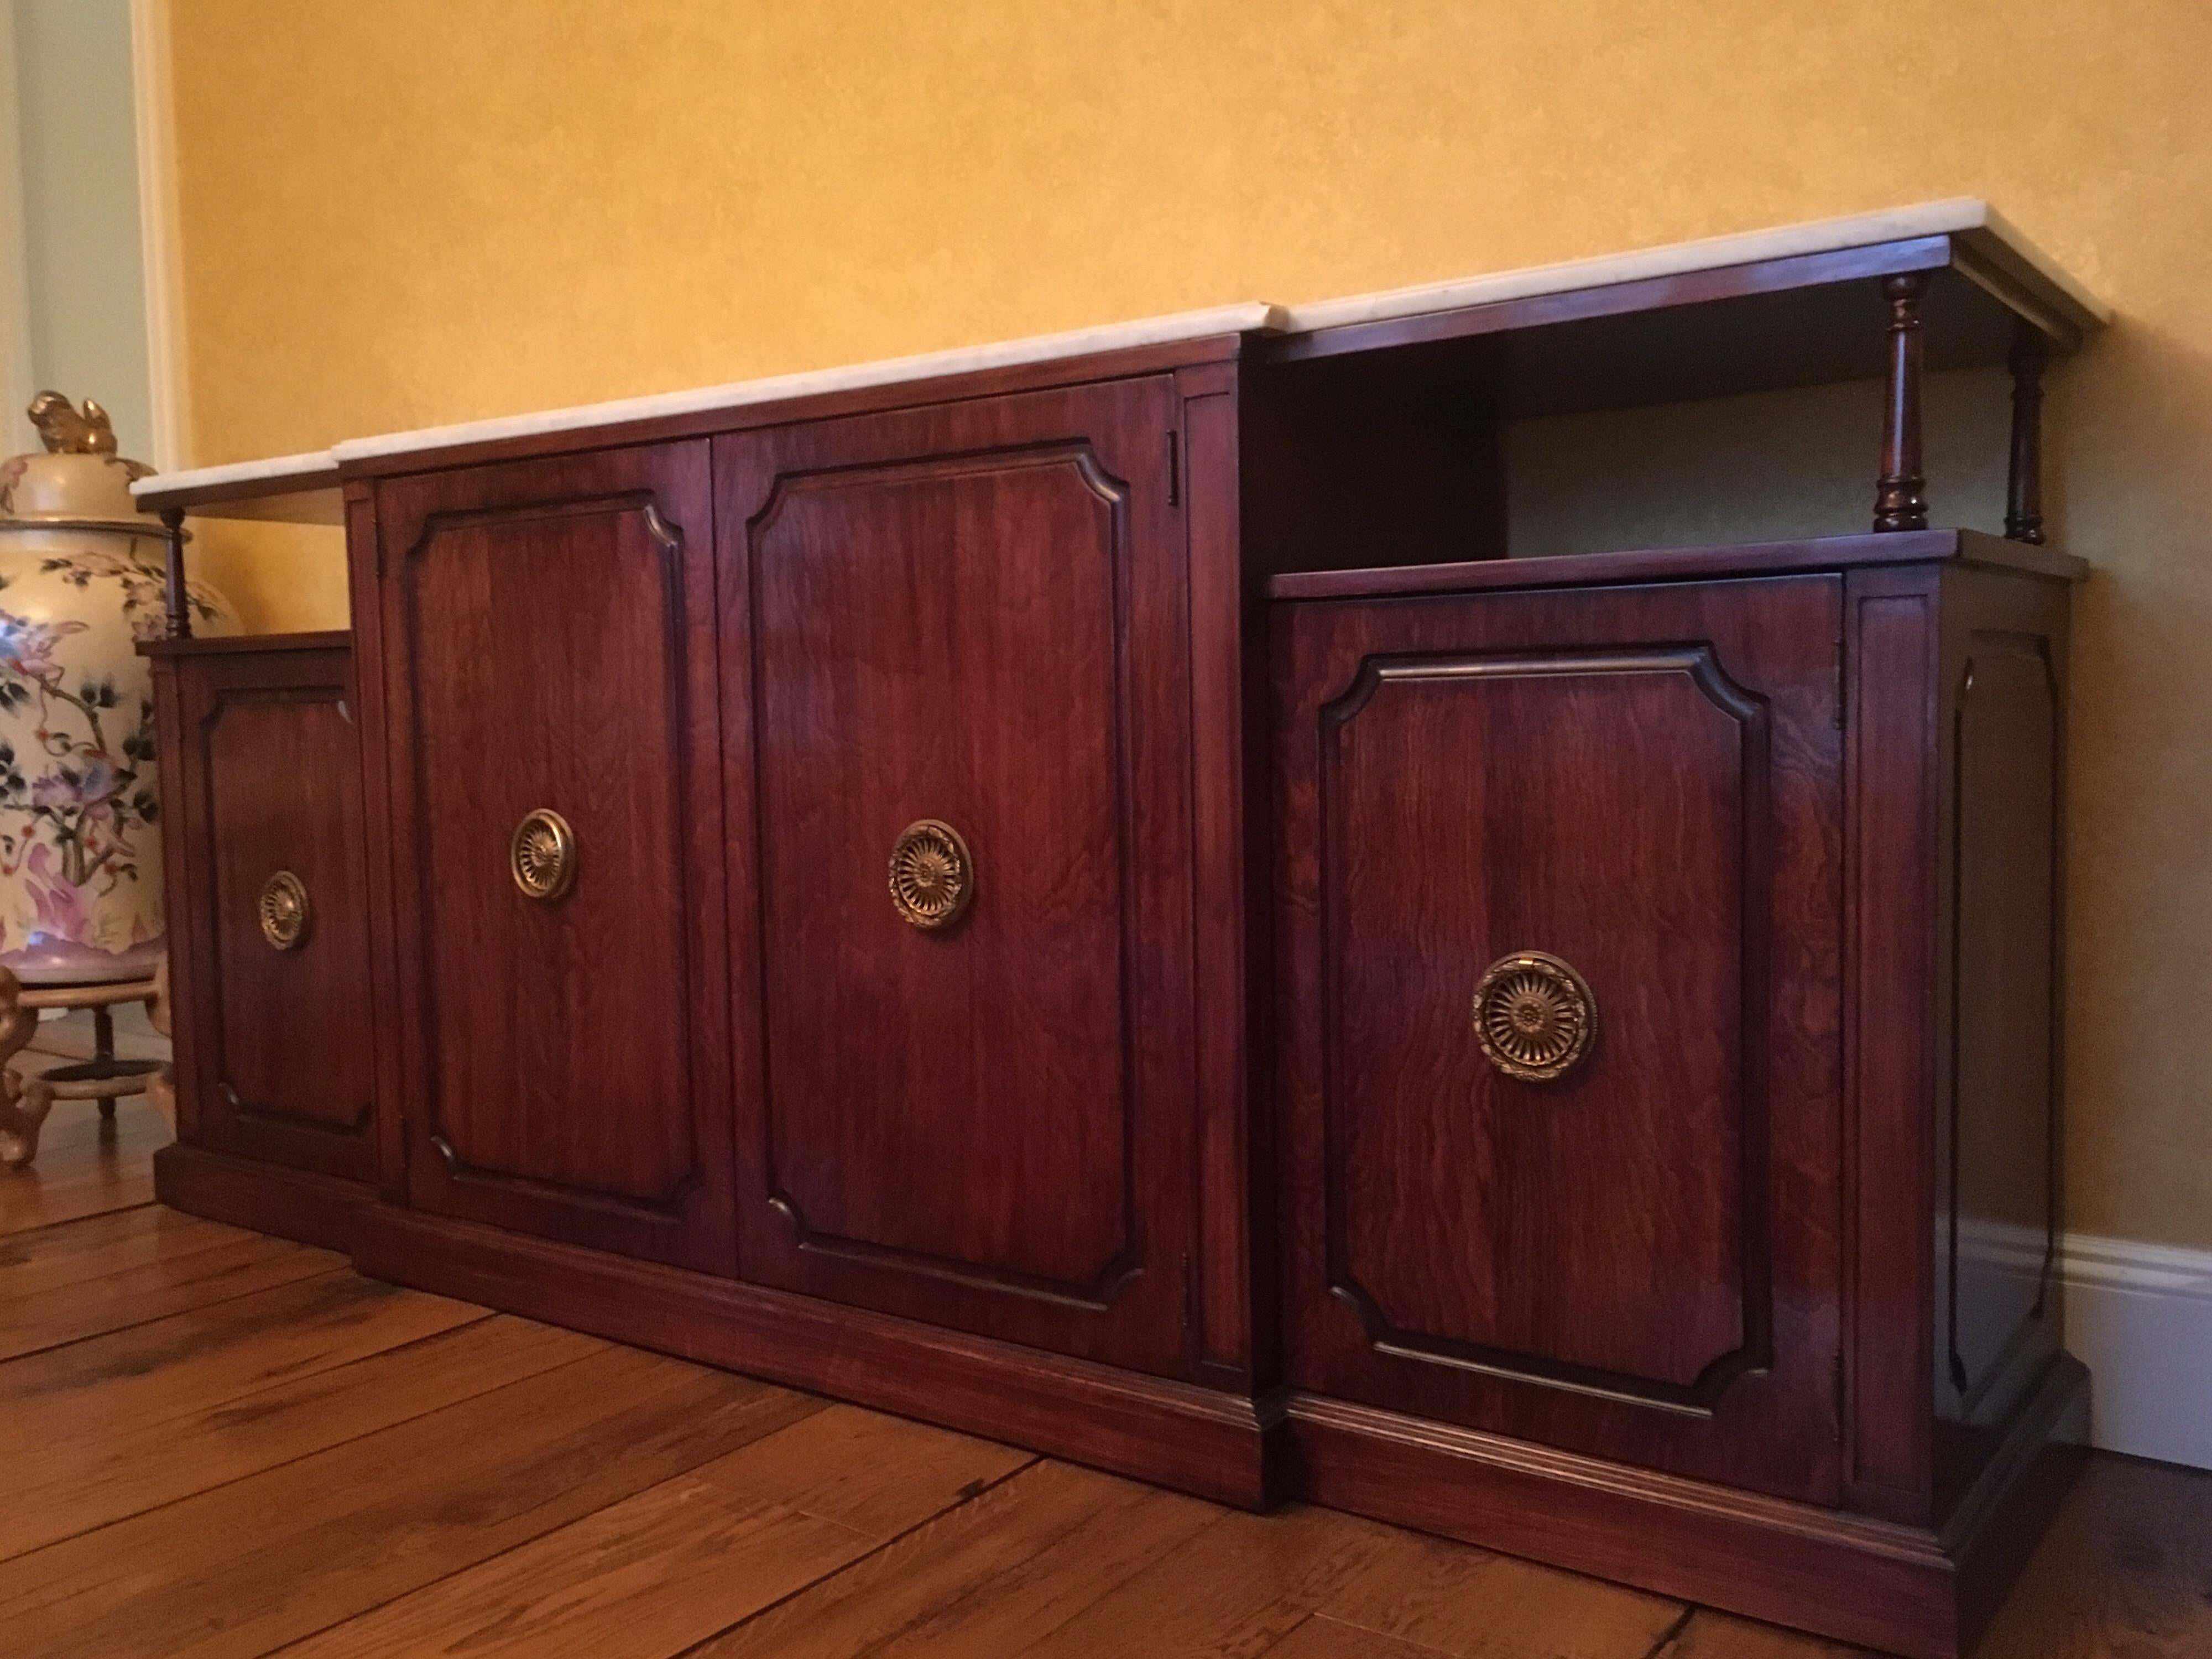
[11,0,151,462]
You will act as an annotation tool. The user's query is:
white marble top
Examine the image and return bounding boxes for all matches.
[135,448,340,504]
[1275,198,2109,334]
[135,199,2108,517]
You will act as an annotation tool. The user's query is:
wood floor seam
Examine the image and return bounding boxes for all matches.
[662,1451,1048,1659]
[1,1197,158,1239]
[0,1254,353,1365]
[0,1311,575,1567]
[1294,1609,1463,1656]
[1253,1610,1327,1658]
[1641,1604,1702,1659]
[0,1213,244,1290]
[207,1387,841,1659]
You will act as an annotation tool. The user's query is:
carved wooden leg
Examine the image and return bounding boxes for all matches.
[144,957,178,1133]
[0,967,54,1168]
[1874,271,1931,532]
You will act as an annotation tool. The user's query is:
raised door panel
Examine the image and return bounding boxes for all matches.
[375,444,734,1269]
[716,378,1196,1372]
[173,646,375,1182]
[1278,575,1845,1502]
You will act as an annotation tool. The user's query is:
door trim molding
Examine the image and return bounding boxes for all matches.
[129,0,187,470]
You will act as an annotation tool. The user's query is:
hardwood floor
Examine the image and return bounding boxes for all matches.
[2,1098,2203,1659]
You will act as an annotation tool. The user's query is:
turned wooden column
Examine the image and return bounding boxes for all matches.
[160,505,193,640]
[2006,324,2048,544]
[1873,272,1931,532]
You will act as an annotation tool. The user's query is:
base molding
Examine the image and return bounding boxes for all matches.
[150,1159,2089,1656]
[351,1204,1285,1510]
[153,1143,373,1255]
[1286,1355,2089,1659]
[2058,1231,2211,1469]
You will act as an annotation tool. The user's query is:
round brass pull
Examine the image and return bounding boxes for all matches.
[889,819,973,930]
[510,808,577,901]
[1472,951,1594,1081]
[257,870,310,951]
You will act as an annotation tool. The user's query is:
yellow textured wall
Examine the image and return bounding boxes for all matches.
[161,1,2212,1250]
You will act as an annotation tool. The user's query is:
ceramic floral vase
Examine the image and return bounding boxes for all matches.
[0,394,237,984]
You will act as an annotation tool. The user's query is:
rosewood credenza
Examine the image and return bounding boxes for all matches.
[135,202,2104,1658]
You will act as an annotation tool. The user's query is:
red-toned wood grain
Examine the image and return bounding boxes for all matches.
[1841,566,1943,1524]
[368,443,736,1270]
[1932,566,2073,1513]
[152,638,376,1183]
[714,379,1198,1374]
[1276,575,1846,1502]
[351,1202,1284,1510]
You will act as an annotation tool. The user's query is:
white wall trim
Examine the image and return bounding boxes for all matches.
[1963,1221,2212,1469]
[2059,1229,2212,1470]
[129,0,185,470]
[0,0,36,453]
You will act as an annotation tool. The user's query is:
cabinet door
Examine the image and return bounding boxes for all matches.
[716,378,1196,1374]
[1277,575,1845,1502]
[372,443,734,1270]
[167,644,375,1182]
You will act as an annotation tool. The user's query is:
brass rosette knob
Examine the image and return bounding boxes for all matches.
[510,808,577,901]
[889,819,973,930]
[257,870,310,951]
[1472,951,1594,1081]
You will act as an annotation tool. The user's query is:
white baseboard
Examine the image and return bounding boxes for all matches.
[2059,1230,2212,1470]
[1952,1220,2212,1469]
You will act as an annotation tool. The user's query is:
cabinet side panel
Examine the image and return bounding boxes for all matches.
[150,655,204,1145]
[1184,364,1265,1383]
[1935,567,2071,1514]
[350,481,410,1204]
[1844,566,1941,1520]
[1240,351,1507,576]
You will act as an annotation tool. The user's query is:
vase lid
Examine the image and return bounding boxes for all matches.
[0,394,160,527]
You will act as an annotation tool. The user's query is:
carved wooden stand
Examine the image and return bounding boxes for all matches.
[0,969,170,1168]
[0,970,54,1168]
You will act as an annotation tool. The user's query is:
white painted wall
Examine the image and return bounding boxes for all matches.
[7,0,153,462]
[0,1,36,455]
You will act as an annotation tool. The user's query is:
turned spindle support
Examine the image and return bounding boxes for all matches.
[161,505,192,640]
[2006,323,2049,544]
[1872,271,1931,532]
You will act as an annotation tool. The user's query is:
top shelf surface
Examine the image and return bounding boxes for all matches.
[135,199,2107,521]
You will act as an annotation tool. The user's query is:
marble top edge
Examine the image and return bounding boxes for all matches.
[1967,201,2114,328]
[134,201,2110,500]
[331,301,1287,463]
[130,448,338,504]
[1279,199,2107,332]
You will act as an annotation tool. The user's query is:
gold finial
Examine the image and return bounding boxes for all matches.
[25,392,118,457]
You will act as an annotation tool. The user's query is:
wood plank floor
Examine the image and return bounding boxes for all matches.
[3,1098,2204,1659]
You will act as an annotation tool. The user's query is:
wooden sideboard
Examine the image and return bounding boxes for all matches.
[135,205,2104,1659]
